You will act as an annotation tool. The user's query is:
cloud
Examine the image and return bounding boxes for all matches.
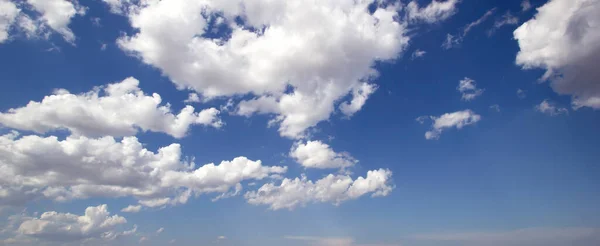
[102,0,131,14]
[517,88,526,99]
[184,93,201,103]
[290,141,357,169]
[104,0,458,139]
[420,110,481,140]
[156,227,164,234]
[535,100,568,116]
[409,227,600,246]
[120,205,141,213]
[488,11,519,36]
[406,0,460,24]
[245,169,393,210]
[514,0,600,109]
[457,77,484,101]
[16,204,134,242]
[411,49,427,59]
[490,104,501,112]
[521,0,532,12]
[0,0,19,43]
[24,0,86,43]
[443,8,495,49]
[0,77,223,138]
[0,132,287,207]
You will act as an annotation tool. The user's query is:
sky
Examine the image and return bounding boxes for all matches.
[0,0,599,245]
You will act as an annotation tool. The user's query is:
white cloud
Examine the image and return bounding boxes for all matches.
[406,0,460,24]
[443,8,496,49]
[17,204,133,242]
[245,169,393,210]
[120,205,141,213]
[514,0,600,109]
[290,141,357,169]
[0,77,223,138]
[457,77,484,101]
[156,227,164,234]
[488,12,519,36]
[422,110,481,140]
[184,93,201,103]
[106,0,433,139]
[517,88,526,99]
[409,227,600,246]
[535,100,568,116]
[411,49,426,59]
[521,0,532,12]
[339,83,378,117]
[0,132,287,207]
[25,0,85,43]
[489,104,501,112]
[0,0,19,43]
[102,0,131,14]
[217,235,226,240]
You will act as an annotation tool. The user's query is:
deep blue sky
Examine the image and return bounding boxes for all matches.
[0,0,599,245]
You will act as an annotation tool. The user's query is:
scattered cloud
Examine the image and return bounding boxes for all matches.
[100,43,107,50]
[290,141,357,169]
[488,11,519,36]
[535,100,568,116]
[91,17,101,26]
[420,110,481,140]
[514,0,600,109]
[156,227,164,234]
[23,0,86,43]
[406,0,461,24]
[245,169,393,210]
[0,0,19,43]
[490,104,501,112]
[184,93,201,103]
[517,89,527,99]
[0,77,223,138]
[521,0,532,12]
[121,205,142,213]
[411,49,427,59]
[443,8,496,49]
[457,77,484,101]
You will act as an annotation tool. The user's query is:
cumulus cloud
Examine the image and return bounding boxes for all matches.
[120,205,141,213]
[290,141,357,169]
[406,0,460,24]
[420,110,481,140]
[514,0,600,109]
[24,0,86,42]
[535,100,569,116]
[0,0,19,43]
[457,77,484,101]
[0,77,223,138]
[0,132,287,207]
[16,204,134,242]
[104,0,458,139]
[245,169,393,210]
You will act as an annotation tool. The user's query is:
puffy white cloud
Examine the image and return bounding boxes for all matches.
[457,77,484,101]
[339,83,378,117]
[25,0,85,42]
[406,0,460,24]
[102,0,131,14]
[184,93,201,103]
[421,110,481,140]
[514,0,600,109]
[0,77,222,138]
[290,141,357,169]
[120,205,141,213]
[535,100,568,116]
[17,204,132,242]
[0,132,287,207]
[245,169,393,210]
[488,12,519,36]
[0,0,19,43]
[109,0,419,139]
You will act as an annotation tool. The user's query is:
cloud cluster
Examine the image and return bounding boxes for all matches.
[0,0,85,43]
[418,110,481,140]
[106,0,459,139]
[514,0,600,109]
[535,100,568,116]
[245,169,393,210]
[0,131,286,208]
[0,77,222,138]
[457,77,484,101]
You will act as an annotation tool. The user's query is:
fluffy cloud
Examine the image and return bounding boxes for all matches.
[290,141,357,169]
[0,77,222,138]
[0,132,287,207]
[25,0,85,42]
[245,169,393,210]
[16,204,133,242]
[120,205,141,213]
[419,110,481,140]
[514,0,600,109]
[406,0,460,24]
[535,100,568,116]
[457,77,484,101]
[0,0,19,43]
[108,0,458,139]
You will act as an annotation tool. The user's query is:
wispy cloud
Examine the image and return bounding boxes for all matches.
[443,8,496,49]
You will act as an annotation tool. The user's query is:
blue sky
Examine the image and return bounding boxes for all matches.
[0,0,599,245]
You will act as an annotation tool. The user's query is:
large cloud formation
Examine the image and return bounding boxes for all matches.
[108,0,459,138]
[0,77,222,138]
[514,0,600,109]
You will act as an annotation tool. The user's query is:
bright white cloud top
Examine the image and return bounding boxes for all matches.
[290,141,357,169]
[0,77,222,138]
[514,0,600,109]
